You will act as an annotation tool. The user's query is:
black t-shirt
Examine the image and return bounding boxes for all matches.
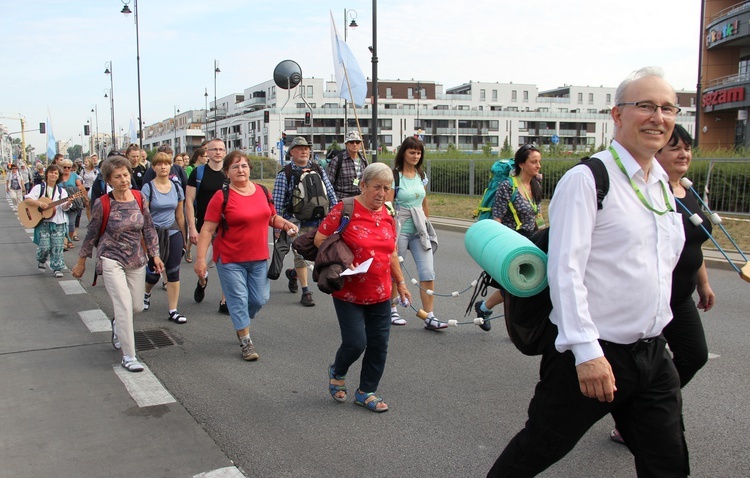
[132,164,148,189]
[672,191,712,303]
[187,165,226,231]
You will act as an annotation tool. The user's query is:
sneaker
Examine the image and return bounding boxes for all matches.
[241,342,259,361]
[218,301,229,315]
[285,268,298,293]
[121,358,144,372]
[53,270,63,278]
[300,291,315,307]
[38,262,46,270]
[475,301,492,332]
[143,294,151,311]
[168,311,187,324]
[424,316,448,331]
[610,429,626,445]
[194,277,207,303]
[110,317,121,350]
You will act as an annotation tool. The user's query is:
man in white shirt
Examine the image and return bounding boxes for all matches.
[488,67,689,477]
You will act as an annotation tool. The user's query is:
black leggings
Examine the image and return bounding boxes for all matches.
[146,233,184,284]
[662,295,709,387]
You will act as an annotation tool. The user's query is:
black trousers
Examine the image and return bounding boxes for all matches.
[488,336,689,478]
[662,296,709,387]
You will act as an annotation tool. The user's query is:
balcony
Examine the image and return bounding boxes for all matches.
[706,2,750,49]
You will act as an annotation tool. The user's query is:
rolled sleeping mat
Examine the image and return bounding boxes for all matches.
[464,220,547,297]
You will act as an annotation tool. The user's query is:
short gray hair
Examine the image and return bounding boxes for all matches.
[360,162,393,186]
[100,156,133,182]
[614,66,669,105]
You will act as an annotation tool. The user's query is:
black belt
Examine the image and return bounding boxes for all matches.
[600,336,660,352]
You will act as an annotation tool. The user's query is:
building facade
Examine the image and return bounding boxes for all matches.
[142,77,696,159]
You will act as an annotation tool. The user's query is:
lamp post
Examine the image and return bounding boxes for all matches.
[370,0,378,163]
[103,59,117,151]
[214,60,221,139]
[174,105,180,152]
[120,0,143,149]
[91,105,100,157]
[204,88,209,137]
[343,9,358,132]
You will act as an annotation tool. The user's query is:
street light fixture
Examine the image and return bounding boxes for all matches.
[204,88,209,136]
[91,105,100,157]
[214,60,221,139]
[120,0,143,149]
[104,62,117,151]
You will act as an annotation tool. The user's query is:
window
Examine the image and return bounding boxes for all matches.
[480,89,486,101]
[307,85,313,97]
[386,87,392,98]
[407,87,413,98]
[523,91,529,102]
[489,120,499,131]
[420,87,426,98]
[492,89,498,101]
[588,93,594,104]
[577,92,583,104]
[511,90,518,102]
[606,93,611,103]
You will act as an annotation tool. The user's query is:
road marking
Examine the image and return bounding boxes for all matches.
[708,352,720,359]
[78,309,111,333]
[193,467,246,478]
[113,364,176,407]
[59,279,87,295]
[25,228,34,234]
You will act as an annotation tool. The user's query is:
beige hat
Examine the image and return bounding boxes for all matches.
[344,131,362,143]
[289,136,311,150]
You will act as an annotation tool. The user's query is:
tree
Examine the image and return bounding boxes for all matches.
[500,137,514,157]
[67,144,82,160]
[482,142,493,158]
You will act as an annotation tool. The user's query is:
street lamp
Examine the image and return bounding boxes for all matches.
[343,9,358,132]
[121,0,143,149]
[204,88,209,136]
[174,105,180,152]
[214,60,221,139]
[104,61,117,151]
[371,0,378,163]
[91,105,100,157]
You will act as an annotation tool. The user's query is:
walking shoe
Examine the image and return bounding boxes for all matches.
[110,317,121,350]
[475,301,492,332]
[121,358,144,372]
[285,268,298,293]
[194,277,208,302]
[218,301,229,315]
[168,311,187,324]
[241,342,259,361]
[143,294,151,311]
[300,291,315,307]
[424,316,448,331]
[610,429,626,445]
[391,310,406,326]
[38,262,46,270]
[53,270,63,278]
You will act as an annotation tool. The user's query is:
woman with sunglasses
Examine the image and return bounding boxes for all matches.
[474,144,544,331]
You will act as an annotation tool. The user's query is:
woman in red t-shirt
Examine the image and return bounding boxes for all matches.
[315,162,411,413]
[194,151,298,362]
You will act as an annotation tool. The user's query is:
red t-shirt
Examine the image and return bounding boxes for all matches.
[204,184,276,264]
[318,200,396,305]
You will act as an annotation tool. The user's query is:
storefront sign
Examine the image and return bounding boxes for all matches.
[707,19,740,46]
[703,86,745,107]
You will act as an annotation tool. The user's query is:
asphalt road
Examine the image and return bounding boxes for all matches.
[68,214,750,478]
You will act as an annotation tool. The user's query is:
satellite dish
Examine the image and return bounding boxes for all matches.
[273,60,302,90]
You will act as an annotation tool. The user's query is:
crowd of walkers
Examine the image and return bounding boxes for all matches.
[11,73,719,474]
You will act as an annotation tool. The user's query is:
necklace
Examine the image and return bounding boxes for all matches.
[609,146,673,216]
[369,208,383,226]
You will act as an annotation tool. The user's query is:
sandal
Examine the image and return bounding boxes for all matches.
[391,310,406,326]
[354,389,388,413]
[328,364,347,402]
[424,317,448,331]
[121,358,144,372]
[168,311,187,324]
[185,250,193,263]
[72,234,80,241]
[66,242,76,249]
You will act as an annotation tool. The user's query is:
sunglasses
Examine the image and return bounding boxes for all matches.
[62,166,72,169]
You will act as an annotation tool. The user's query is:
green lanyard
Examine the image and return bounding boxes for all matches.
[609,146,674,216]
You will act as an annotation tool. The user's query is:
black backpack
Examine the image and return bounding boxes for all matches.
[503,157,609,356]
[284,163,329,221]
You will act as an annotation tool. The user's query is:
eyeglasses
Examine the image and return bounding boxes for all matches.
[617,101,681,117]
[519,144,539,152]
[208,147,226,153]
[349,141,362,144]
[62,166,72,169]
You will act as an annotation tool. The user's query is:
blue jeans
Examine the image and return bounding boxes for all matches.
[398,232,435,281]
[331,298,391,393]
[215,259,270,331]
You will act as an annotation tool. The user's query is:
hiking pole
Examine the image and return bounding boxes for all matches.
[679,177,750,283]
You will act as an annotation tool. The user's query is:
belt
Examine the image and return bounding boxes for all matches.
[600,336,660,352]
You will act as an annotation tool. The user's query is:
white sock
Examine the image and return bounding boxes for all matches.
[240,334,252,346]
[427,311,435,319]
[391,306,398,314]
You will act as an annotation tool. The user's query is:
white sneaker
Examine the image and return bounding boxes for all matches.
[38,262,46,270]
[53,270,63,278]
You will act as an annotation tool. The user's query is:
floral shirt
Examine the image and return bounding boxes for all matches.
[79,194,159,275]
[492,178,541,236]
[318,200,396,305]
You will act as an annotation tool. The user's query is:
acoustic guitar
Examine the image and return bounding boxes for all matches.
[18,190,87,228]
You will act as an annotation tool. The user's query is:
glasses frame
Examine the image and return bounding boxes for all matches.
[616,101,681,116]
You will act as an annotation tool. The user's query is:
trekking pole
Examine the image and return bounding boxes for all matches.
[679,177,750,282]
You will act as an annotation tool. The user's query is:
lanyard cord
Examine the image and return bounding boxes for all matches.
[609,146,673,216]
[511,176,538,213]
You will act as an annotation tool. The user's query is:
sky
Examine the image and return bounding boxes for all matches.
[0,0,702,155]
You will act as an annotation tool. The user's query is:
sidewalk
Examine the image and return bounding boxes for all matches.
[0,193,242,478]
[430,216,745,272]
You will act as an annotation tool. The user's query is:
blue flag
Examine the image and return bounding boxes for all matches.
[330,11,367,107]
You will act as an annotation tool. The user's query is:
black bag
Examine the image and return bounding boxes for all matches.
[65,185,84,212]
[268,230,292,280]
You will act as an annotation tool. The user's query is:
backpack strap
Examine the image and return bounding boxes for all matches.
[335,197,356,234]
[507,177,523,231]
[195,164,205,196]
[219,183,231,237]
[577,157,609,210]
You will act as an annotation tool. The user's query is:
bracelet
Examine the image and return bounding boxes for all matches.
[397,280,405,286]
[269,214,277,227]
